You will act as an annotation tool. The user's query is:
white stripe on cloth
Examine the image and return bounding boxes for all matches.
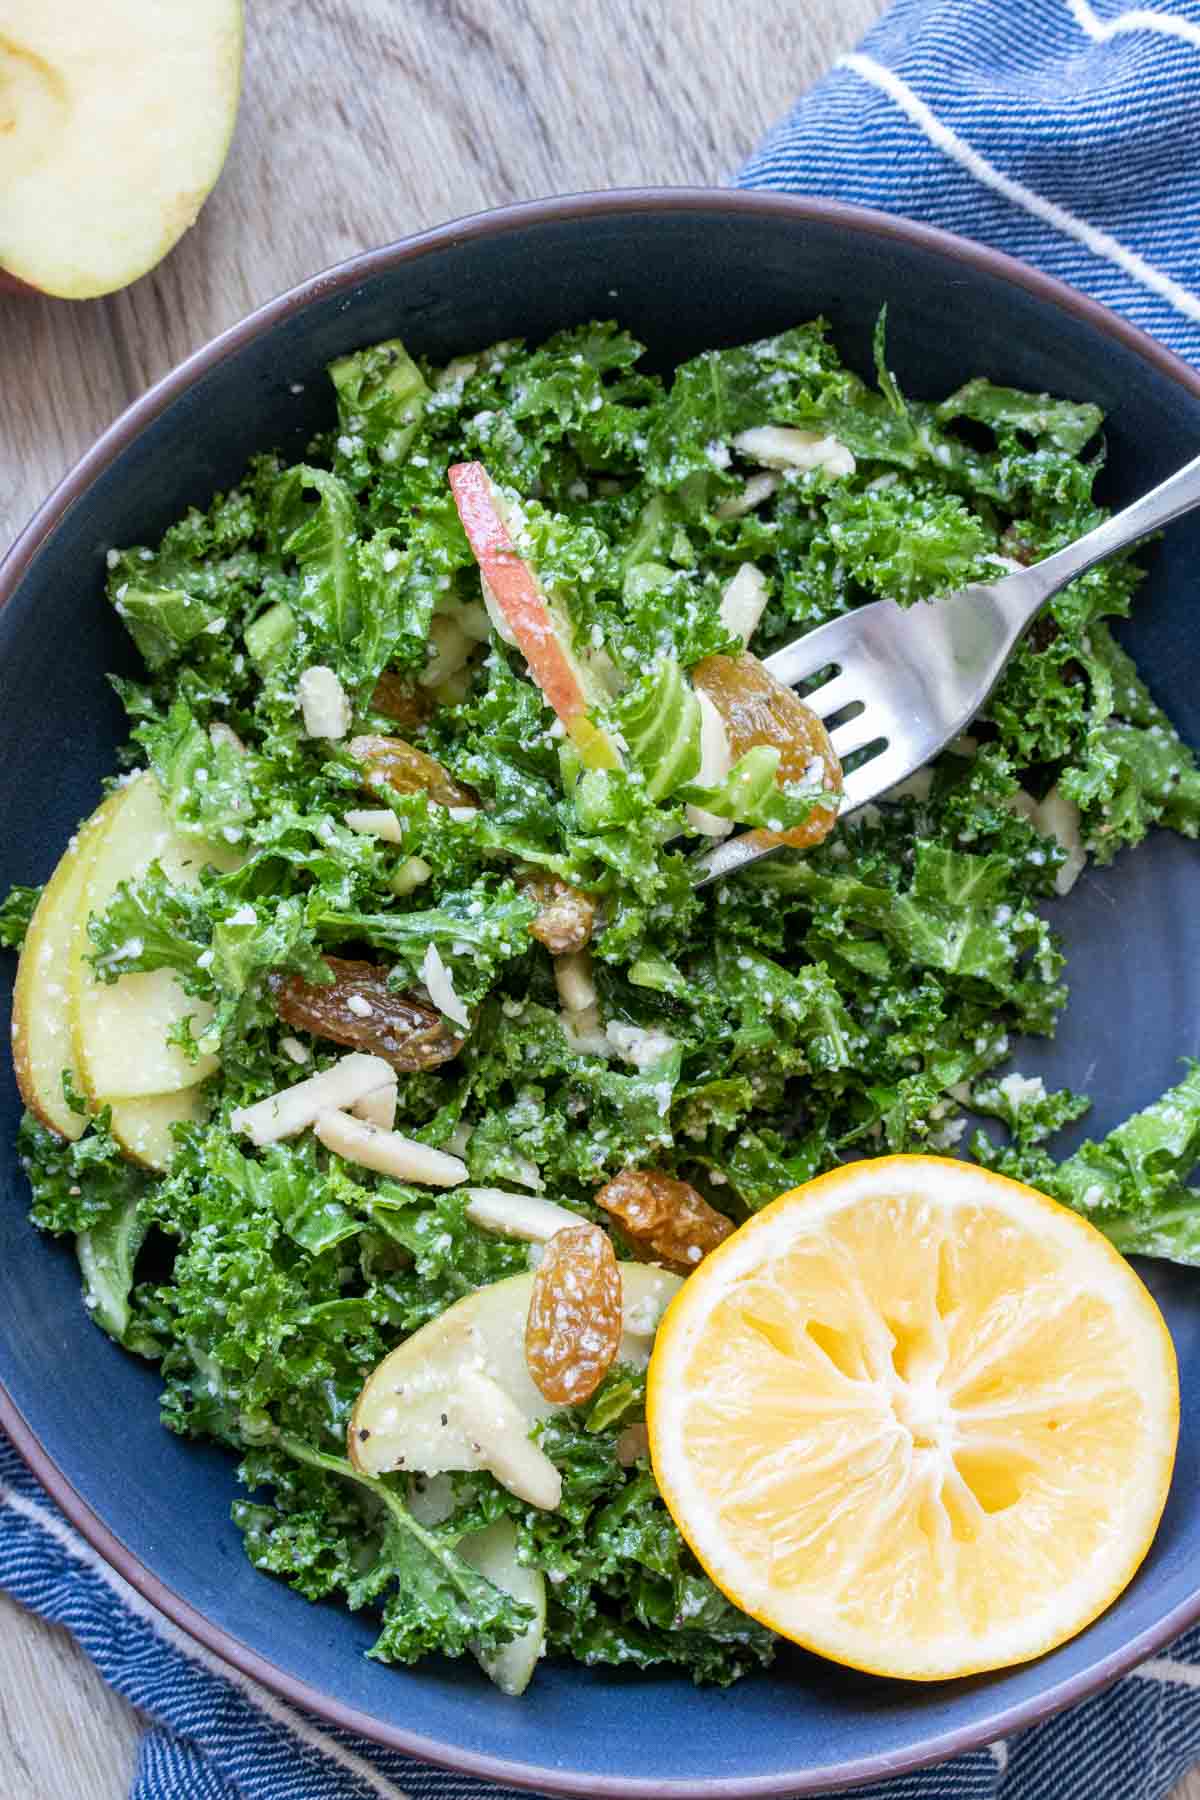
[1066,0,1200,50]
[836,50,1200,327]
[0,1477,413,1800]
[1134,1657,1200,1689]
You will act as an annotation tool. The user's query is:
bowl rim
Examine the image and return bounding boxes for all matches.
[4,185,1200,1799]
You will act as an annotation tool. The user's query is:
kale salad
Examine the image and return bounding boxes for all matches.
[7,316,1200,1692]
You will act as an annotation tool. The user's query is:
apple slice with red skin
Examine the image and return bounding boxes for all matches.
[448,461,622,770]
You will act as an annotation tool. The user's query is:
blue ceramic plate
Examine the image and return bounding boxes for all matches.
[2,193,1199,1798]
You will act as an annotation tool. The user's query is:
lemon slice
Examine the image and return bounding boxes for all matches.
[646,1155,1178,1680]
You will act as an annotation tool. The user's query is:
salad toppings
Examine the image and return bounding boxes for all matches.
[9,313,1200,1698]
[448,459,623,770]
[420,940,472,1028]
[552,945,598,1016]
[229,1050,394,1146]
[463,1187,582,1242]
[690,652,841,848]
[368,670,434,731]
[647,1156,1179,1680]
[450,1366,563,1510]
[349,1077,398,1131]
[270,955,463,1070]
[313,1108,468,1185]
[719,562,771,647]
[731,424,856,477]
[348,732,478,810]
[525,1223,623,1404]
[595,1168,734,1273]
[297,664,352,740]
[349,1263,681,1504]
[521,874,595,955]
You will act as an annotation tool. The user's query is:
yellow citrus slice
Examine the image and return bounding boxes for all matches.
[646,1155,1178,1680]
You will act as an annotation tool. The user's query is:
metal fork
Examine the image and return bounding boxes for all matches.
[693,449,1200,887]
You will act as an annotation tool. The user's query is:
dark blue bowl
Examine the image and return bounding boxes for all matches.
[3,191,1200,1798]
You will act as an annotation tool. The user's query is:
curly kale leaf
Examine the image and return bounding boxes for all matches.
[527,1414,776,1683]
[241,1435,532,1665]
[822,480,997,606]
[0,883,41,949]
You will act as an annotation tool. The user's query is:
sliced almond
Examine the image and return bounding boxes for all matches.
[298,665,352,740]
[314,1108,467,1186]
[450,1366,562,1510]
[420,941,471,1029]
[714,472,779,521]
[554,947,596,1015]
[464,1188,581,1242]
[344,807,404,844]
[733,425,855,478]
[719,562,769,646]
[351,1082,398,1131]
[230,1052,394,1146]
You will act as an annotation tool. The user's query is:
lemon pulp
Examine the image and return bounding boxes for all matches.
[647,1155,1178,1680]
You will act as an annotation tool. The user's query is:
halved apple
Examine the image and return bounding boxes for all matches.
[0,0,243,299]
[350,1261,681,1493]
[70,772,240,1103]
[448,461,623,770]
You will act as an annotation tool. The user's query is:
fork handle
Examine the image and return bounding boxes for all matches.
[1019,446,1200,606]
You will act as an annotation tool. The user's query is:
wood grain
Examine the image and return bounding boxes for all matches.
[2,2,1198,1797]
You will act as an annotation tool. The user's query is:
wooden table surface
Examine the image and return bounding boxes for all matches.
[1,3,1196,1796]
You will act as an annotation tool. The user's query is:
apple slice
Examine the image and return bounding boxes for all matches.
[0,0,243,299]
[349,1261,681,1496]
[448,461,622,770]
[13,791,122,1139]
[109,1089,207,1173]
[459,1519,547,1696]
[71,772,240,1102]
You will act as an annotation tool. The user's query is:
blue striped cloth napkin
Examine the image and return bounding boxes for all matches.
[6,2,1200,1796]
[739,0,1200,366]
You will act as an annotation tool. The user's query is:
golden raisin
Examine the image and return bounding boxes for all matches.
[616,1423,650,1466]
[519,874,595,955]
[348,733,478,810]
[691,651,841,849]
[270,956,463,1071]
[370,673,434,732]
[525,1223,622,1405]
[595,1169,734,1275]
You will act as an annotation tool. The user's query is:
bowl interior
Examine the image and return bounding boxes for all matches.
[3,195,1200,1796]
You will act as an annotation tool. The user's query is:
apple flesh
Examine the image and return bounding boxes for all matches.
[13,793,120,1140]
[71,773,240,1102]
[349,1261,681,1483]
[13,772,236,1167]
[459,1520,547,1696]
[108,1089,208,1173]
[448,461,623,769]
[0,0,243,299]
